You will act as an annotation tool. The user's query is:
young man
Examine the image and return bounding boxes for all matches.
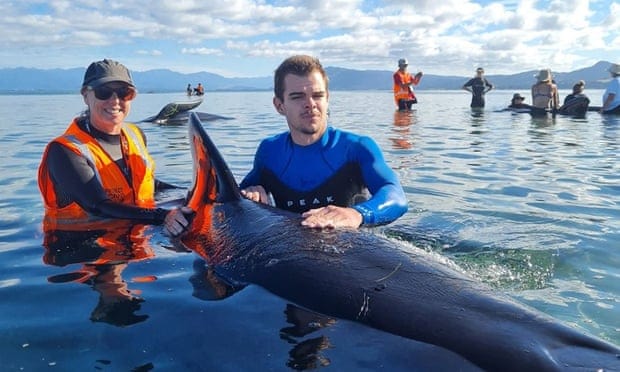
[462,67,494,108]
[393,58,423,111]
[240,55,408,228]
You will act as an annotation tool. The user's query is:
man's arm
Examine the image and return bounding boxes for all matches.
[351,136,408,225]
[302,136,408,229]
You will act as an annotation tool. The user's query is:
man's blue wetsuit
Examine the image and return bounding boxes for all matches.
[240,127,408,226]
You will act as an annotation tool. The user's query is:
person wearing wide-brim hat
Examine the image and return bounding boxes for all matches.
[38,58,192,237]
[508,92,531,110]
[531,68,559,116]
[601,63,620,114]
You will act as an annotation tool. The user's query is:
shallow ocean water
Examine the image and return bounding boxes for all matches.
[0,89,619,371]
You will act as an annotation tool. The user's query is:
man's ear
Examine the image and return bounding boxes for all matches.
[273,97,285,115]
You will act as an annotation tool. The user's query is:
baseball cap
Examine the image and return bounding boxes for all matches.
[82,59,135,89]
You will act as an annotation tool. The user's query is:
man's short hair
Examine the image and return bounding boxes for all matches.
[274,55,329,101]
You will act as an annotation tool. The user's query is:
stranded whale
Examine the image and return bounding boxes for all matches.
[176,112,620,371]
[141,98,233,124]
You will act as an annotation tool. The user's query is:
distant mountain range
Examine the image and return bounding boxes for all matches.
[0,61,614,94]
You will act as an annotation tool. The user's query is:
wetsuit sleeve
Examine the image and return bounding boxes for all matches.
[46,142,169,223]
[351,137,408,225]
[463,79,474,88]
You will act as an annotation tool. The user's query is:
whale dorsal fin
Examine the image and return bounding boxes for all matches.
[185,112,241,208]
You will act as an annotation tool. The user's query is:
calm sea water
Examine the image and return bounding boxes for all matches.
[1,90,619,371]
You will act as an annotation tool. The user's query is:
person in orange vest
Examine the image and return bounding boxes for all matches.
[393,58,423,111]
[38,59,192,236]
[194,83,205,96]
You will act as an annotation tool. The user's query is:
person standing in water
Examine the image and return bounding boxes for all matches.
[601,63,620,114]
[462,67,494,108]
[531,69,559,116]
[393,58,423,111]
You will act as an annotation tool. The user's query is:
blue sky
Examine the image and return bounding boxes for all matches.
[1,0,618,77]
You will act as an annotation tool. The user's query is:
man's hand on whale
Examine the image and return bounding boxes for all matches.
[241,186,362,229]
[301,205,363,229]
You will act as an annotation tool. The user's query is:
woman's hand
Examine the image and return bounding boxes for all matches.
[164,206,194,237]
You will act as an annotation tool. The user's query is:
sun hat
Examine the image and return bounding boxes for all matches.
[512,93,525,100]
[398,58,408,67]
[609,63,620,75]
[535,69,552,82]
[82,59,135,89]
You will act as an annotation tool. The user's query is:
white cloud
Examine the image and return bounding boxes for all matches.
[181,47,223,56]
[0,0,617,76]
[137,49,163,56]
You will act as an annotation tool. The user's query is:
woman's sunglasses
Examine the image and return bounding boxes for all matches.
[88,85,137,101]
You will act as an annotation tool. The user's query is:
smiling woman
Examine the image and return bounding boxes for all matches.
[37,59,192,236]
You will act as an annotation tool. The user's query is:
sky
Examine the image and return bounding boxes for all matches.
[1,0,619,77]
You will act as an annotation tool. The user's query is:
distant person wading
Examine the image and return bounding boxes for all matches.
[393,58,423,111]
[531,68,559,116]
[462,67,494,108]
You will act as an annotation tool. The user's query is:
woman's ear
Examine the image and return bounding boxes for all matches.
[81,87,89,105]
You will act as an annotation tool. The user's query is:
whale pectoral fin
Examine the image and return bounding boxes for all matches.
[189,259,246,301]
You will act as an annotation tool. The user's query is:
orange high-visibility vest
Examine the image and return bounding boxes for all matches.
[38,118,156,221]
[393,70,420,105]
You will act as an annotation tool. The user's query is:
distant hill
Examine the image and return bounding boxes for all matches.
[0,61,613,94]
